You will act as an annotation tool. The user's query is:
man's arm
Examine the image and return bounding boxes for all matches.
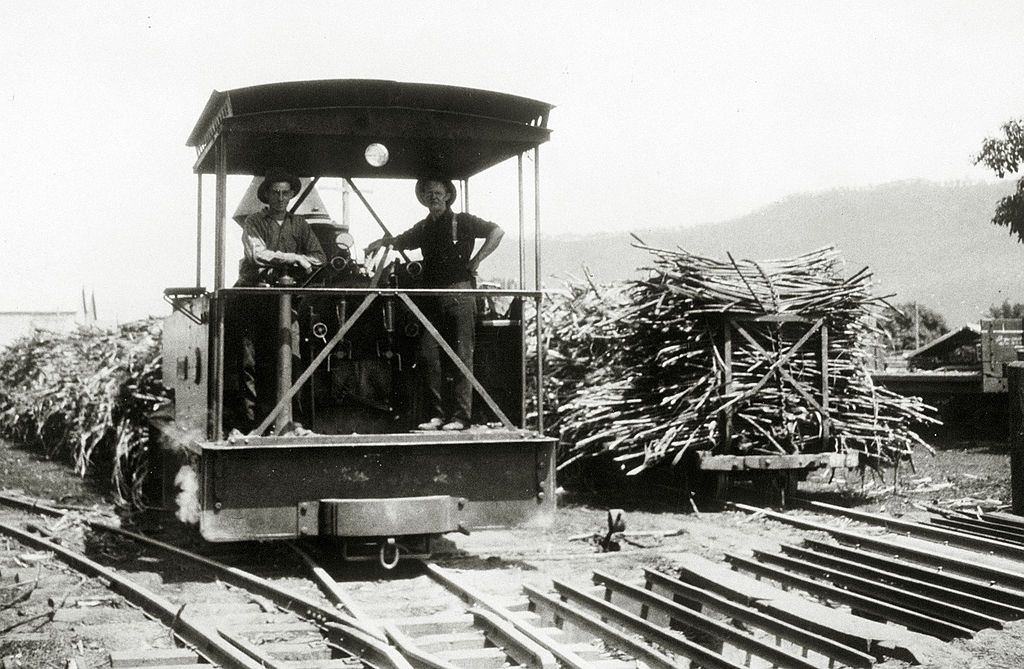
[298,222,327,268]
[364,221,423,257]
[469,225,504,274]
[242,217,323,274]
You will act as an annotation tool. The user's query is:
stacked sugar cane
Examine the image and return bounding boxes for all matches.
[555,242,936,474]
[0,319,170,509]
[527,271,630,434]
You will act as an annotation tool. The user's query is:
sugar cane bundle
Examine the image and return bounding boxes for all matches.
[556,242,936,474]
[526,270,630,432]
[0,319,171,509]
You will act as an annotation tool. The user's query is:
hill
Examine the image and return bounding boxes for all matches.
[489,180,1022,326]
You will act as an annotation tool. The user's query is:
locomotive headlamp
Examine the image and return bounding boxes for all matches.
[335,231,355,250]
[364,143,389,167]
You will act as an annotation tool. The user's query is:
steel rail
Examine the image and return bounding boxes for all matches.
[218,628,289,669]
[286,546,451,669]
[928,516,1024,546]
[642,568,875,668]
[752,548,1003,630]
[0,520,265,669]
[798,538,1024,609]
[796,499,1024,561]
[780,542,1024,619]
[927,504,1024,532]
[0,492,410,668]
[378,623,457,669]
[724,553,974,640]
[672,554,916,662]
[523,585,689,669]
[545,579,748,669]
[288,543,383,635]
[419,561,561,669]
[590,570,820,669]
[729,502,1024,590]
[295,552,557,669]
[469,607,559,669]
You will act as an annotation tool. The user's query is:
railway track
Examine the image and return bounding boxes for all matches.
[3,492,1024,668]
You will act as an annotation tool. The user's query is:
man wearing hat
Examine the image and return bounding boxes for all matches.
[236,172,326,287]
[231,172,326,431]
[365,178,504,431]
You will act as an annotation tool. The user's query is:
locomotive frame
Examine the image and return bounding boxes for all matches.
[158,80,556,563]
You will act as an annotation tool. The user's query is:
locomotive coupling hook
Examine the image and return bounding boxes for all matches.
[379,537,400,570]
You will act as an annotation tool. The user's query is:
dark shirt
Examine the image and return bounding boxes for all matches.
[236,209,326,286]
[393,209,498,287]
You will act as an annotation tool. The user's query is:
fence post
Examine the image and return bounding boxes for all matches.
[1007,362,1024,515]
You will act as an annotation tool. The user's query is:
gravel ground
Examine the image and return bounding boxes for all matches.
[1,431,1021,668]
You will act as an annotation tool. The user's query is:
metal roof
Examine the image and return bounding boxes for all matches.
[187,79,553,180]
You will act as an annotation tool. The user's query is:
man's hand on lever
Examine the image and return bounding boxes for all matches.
[364,236,393,258]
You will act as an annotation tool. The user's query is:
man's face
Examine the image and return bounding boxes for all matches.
[266,181,294,214]
[421,181,449,216]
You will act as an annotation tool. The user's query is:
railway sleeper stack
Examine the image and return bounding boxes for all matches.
[518,505,1024,668]
[556,243,936,478]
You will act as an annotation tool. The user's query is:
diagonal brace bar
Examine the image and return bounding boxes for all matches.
[732,322,825,414]
[718,318,823,413]
[252,247,394,436]
[397,293,516,430]
[251,294,378,436]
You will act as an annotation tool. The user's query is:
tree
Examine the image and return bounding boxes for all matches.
[987,300,1024,319]
[975,118,1024,241]
[880,302,949,352]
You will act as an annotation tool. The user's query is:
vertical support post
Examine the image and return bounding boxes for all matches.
[210,296,224,441]
[212,136,227,438]
[820,323,830,443]
[214,136,226,292]
[718,321,733,450]
[276,291,293,433]
[462,178,469,211]
[533,147,544,433]
[518,154,527,427]
[1008,362,1024,514]
[517,154,526,289]
[195,173,203,288]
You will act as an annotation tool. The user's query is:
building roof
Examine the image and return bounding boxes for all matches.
[905,324,980,360]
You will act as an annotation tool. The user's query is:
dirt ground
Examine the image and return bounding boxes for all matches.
[1,430,1021,668]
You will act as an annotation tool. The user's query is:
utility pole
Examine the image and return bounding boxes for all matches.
[914,302,920,349]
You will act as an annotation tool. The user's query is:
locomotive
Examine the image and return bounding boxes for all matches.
[157,79,556,566]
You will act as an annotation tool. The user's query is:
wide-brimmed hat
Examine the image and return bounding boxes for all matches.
[257,172,302,204]
[415,178,457,207]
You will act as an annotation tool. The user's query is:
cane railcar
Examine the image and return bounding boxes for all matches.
[158,80,555,564]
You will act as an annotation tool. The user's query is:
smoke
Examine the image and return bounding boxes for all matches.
[174,465,200,525]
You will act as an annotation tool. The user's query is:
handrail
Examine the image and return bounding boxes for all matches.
[219,286,543,297]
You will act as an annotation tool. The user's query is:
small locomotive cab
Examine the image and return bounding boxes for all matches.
[159,80,556,565]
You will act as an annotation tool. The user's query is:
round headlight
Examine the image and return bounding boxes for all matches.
[335,232,355,250]
[364,143,390,167]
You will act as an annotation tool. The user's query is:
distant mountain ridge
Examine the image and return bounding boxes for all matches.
[488,180,1021,325]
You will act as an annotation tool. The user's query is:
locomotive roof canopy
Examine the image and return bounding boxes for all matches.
[187,79,553,180]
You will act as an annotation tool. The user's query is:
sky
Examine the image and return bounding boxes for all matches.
[2,1,1022,320]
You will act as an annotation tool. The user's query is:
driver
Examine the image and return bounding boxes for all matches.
[236,172,326,286]
[230,172,326,432]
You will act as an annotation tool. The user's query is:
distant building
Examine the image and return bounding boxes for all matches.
[0,311,77,349]
[905,324,981,372]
